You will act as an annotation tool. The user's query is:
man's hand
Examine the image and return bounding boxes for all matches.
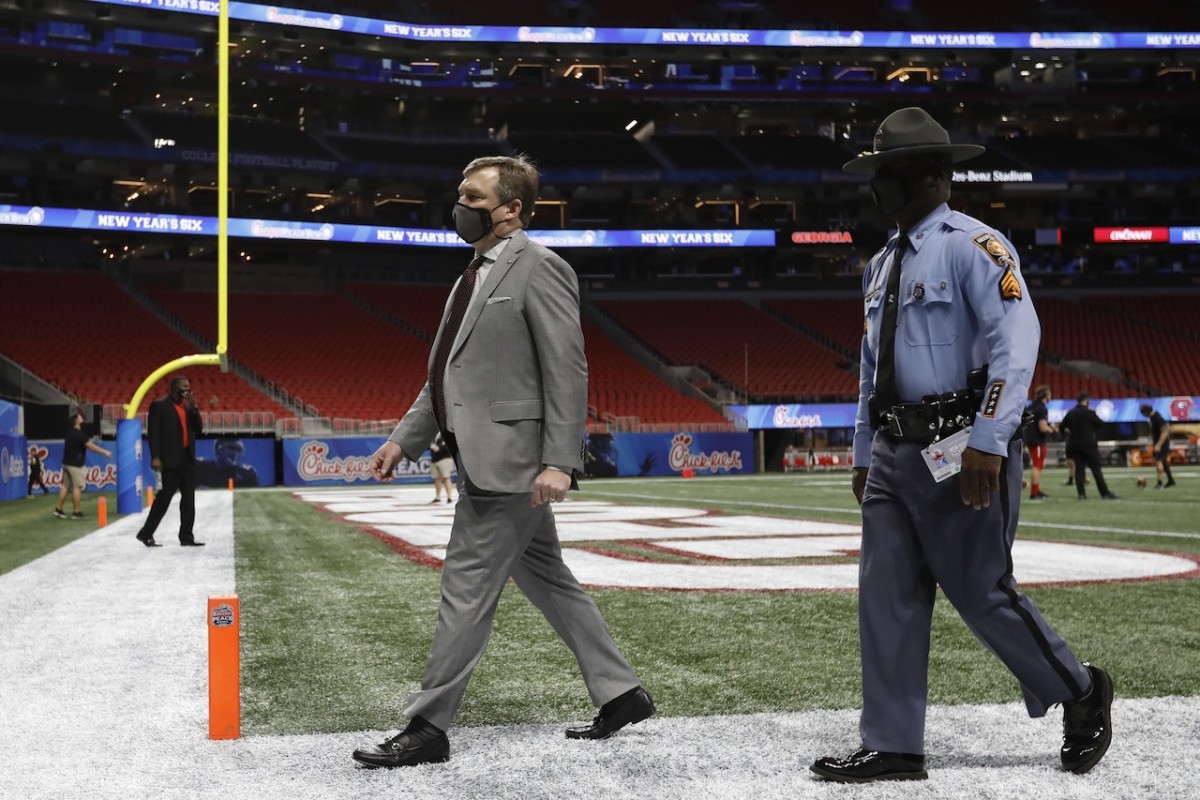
[370,441,405,483]
[959,446,1002,510]
[852,467,869,505]
[531,468,571,507]
[151,457,162,471]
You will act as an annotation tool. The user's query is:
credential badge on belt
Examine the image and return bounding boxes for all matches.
[920,426,972,483]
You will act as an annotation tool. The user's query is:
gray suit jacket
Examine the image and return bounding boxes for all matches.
[389,230,587,493]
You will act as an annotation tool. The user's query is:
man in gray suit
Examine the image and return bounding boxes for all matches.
[352,155,653,769]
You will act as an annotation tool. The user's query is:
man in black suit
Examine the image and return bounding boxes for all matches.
[1059,392,1118,501]
[136,375,205,547]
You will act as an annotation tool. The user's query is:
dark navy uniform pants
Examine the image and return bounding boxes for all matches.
[858,434,1091,755]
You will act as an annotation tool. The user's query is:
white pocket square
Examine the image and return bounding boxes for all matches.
[486,296,512,305]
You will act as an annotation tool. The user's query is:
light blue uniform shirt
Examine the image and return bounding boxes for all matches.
[853,203,1039,465]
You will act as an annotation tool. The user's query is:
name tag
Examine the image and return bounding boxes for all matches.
[920,427,972,483]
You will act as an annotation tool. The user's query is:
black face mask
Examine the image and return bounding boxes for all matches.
[869,172,919,217]
[452,202,506,244]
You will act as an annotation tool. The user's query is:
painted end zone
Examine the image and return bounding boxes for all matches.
[295,487,1200,592]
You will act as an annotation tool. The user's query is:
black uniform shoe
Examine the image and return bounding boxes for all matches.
[1061,663,1113,774]
[1101,493,1119,500]
[352,719,449,768]
[136,533,163,547]
[180,540,206,547]
[810,748,928,783]
[566,686,655,739]
[1165,481,1177,488]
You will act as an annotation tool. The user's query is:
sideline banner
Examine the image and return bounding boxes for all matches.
[1047,396,1200,424]
[282,437,431,486]
[194,438,276,488]
[30,437,276,493]
[729,403,857,430]
[1,433,28,502]
[28,440,119,493]
[583,431,751,478]
[0,399,19,436]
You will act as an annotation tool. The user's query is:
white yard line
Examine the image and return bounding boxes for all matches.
[1,490,1196,800]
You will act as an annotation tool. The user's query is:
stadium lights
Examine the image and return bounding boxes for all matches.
[625,119,638,131]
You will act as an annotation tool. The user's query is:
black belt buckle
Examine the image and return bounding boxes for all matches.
[883,404,935,442]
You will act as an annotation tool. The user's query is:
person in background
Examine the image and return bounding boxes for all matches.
[135,376,205,547]
[28,446,50,497]
[54,410,111,519]
[1023,385,1056,499]
[812,107,1112,783]
[352,155,652,769]
[427,432,456,503]
[1140,403,1176,489]
[1059,392,1118,501]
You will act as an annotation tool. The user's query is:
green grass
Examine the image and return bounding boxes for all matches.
[4,470,1194,735]
[231,468,1200,736]
[0,491,122,575]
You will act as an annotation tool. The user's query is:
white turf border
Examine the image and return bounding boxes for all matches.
[2,492,1197,800]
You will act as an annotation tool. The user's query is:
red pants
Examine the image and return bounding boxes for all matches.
[1027,444,1046,470]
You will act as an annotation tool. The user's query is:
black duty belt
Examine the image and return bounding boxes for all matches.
[870,390,978,446]
[870,391,1033,447]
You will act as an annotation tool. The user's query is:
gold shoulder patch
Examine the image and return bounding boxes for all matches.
[998,266,1023,300]
[972,232,1016,268]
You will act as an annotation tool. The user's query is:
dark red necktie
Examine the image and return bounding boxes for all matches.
[873,234,909,412]
[431,255,485,432]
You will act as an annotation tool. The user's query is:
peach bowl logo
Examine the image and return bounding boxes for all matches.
[0,206,44,226]
[211,603,235,628]
[297,487,1200,592]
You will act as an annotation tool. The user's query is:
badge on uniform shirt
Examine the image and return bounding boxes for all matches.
[972,232,1016,269]
[998,266,1022,300]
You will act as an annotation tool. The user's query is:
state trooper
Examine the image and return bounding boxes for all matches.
[810,108,1113,783]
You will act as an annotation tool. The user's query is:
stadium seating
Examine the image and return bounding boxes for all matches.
[0,270,288,413]
[142,285,431,421]
[133,111,335,158]
[1036,296,1200,396]
[581,319,727,424]
[653,134,747,171]
[595,298,858,400]
[343,282,725,423]
[764,296,864,355]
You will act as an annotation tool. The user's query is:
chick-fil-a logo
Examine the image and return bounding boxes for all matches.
[667,433,744,474]
[42,463,118,489]
[773,405,823,428]
[296,441,377,483]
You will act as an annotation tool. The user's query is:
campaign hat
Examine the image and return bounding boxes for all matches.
[843,107,985,174]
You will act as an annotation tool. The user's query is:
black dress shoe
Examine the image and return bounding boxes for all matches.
[352,719,449,768]
[180,540,206,547]
[565,686,655,740]
[810,748,927,783]
[136,533,162,547]
[1061,663,1113,774]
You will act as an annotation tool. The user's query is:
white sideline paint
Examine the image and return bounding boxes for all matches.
[1,487,1197,800]
[302,486,1200,591]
